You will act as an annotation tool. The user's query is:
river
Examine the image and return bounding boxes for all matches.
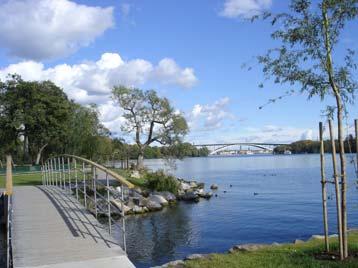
[113,154,358,268]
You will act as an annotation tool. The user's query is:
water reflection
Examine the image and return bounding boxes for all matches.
[124,203,196,266]
[112,155,358,268]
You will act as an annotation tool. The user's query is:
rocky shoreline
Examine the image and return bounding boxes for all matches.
[106,176,216,216]
[153,234,339,268]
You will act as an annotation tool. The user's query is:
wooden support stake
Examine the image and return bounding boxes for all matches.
[328,119,344,260]
[319,122,329,252]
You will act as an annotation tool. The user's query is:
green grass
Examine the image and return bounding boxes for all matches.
[111,168,147,187]
[0,172,43,187]
[185,232,358,268]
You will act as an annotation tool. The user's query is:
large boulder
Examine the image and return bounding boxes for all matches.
[179,182,191,191]
[180,191,199,202]
[132,205,147,214]
[210,184,219,190]
[229,243,267,253]
[149,195,169,206]
[141,198,162,211]
[156,191,177,202]
[162,260,185,268]
[110,199,131,215]
[184,254,209,261]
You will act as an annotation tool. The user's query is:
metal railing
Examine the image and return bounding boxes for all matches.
[42,155,134,252]
[1,155,13,268]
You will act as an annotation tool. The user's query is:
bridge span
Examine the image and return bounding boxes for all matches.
[1,155,135,268]
[193,142,288,155]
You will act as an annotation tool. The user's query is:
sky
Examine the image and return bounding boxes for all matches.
[0,0,357,144]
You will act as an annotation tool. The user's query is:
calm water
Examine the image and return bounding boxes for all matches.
[114,154,358,268]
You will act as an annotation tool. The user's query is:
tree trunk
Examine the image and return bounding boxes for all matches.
[336,96,348,258]
[137,151,144,170]
[35,143,48,165]
[23,134,29,163]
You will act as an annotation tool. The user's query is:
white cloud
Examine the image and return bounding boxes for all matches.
[188,97,235,131]
[0,52,197,137]
[0,52,197,105]
[0,0,114,60]
[220,0,272,19]
[154,58,197,88]
[242,125,316,143]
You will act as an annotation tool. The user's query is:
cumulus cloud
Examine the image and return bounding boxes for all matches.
[243,125,316,143]
[0,0,114,60]
[220,0,272,19]
[0,52,197,104]
[188,97,235,131]
[0,52,197,136]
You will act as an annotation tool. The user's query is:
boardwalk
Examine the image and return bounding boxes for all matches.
[12,186,135,268]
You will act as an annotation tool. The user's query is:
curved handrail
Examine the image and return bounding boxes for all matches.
[48,154,135,189]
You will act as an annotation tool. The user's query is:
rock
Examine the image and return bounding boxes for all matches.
[229,244,267,253]
[110,199,131,214]
[179,182,191,191]
[184,254,208,261]
[272,242,280,246]
[294,239,304,244]
[162,260,185,268]
[310,235,325,240]
[190,181,198,188]
[156,191,177,202]
[131,170,141,179]
[142,198,162,211]
[329,234,338,238]
[180,191,199,202]
[132,205,146,214]
[210,184,218,190]
[196,189,213,199]
[149,195,169,206]
[197,182,205,189]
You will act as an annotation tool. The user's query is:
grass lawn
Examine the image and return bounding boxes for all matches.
[111,168,147,187]
[185,232,358,268]
[0,172,43,187]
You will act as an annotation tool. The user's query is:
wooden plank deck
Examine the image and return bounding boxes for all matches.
[12,186,135,268]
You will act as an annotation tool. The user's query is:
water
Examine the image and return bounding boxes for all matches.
[114,154,358,268]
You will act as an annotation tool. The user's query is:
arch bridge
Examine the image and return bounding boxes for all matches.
[194,142,288,155]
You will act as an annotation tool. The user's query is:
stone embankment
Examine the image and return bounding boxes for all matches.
[154,234,339,268]
[108,176,216,216]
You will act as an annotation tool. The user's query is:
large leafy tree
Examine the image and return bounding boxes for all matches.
[112,86,188,169]
[255,0,358,259]
[64,104,110,160]
[0,75,72,164]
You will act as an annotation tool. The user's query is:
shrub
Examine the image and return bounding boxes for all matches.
[144,170,179,194]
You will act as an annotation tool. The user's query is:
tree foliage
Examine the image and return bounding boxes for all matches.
[255,0,358,259]
[112,85,189,168]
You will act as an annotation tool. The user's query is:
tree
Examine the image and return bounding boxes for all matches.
[255,0,358,259]
[64,103,110,160]
[0,75,72,164]
[112,86,188,169]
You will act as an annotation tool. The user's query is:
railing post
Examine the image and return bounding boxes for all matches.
[50,159,54,186]
[121,185,126,252]
[5,155,13,196]
[74,158,79,201]
[93,166,98,219]
[53,158,58,187]
[67,157,71,193]
[58,157,63,189]
[106,173,111,234]
[44,161,47,186]
[61,157,66,190]
[82,162,87,208]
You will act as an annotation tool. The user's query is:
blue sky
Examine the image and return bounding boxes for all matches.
[0,0,357,144]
